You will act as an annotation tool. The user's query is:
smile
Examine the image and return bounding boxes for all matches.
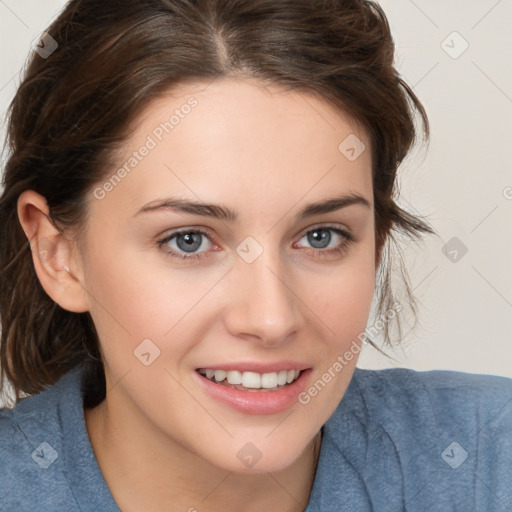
[197,368,302,391]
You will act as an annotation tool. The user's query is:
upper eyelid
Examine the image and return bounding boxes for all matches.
[159,227,213,246]
[299,223,351,236]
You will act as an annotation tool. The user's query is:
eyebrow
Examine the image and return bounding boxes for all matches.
[133,193,371,222]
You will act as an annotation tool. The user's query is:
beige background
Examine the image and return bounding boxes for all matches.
[0,0,511,383]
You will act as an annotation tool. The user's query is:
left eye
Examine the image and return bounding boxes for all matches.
[296,226,349,250]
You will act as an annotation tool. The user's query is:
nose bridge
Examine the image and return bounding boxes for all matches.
[226,238,302,345]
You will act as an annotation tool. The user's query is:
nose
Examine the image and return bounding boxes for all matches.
[223,251,305,348]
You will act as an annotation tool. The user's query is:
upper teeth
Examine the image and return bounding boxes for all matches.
[199,369,301,389]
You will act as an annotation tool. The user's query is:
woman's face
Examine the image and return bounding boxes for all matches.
[78,77,376,473]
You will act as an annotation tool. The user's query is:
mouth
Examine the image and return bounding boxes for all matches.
[194,366,312,415]
[196,368,302,392]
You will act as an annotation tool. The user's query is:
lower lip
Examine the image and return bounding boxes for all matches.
[194,369,312,415]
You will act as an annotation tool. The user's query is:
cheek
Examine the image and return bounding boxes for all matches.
[81,239,226,365]
[305,250,376,343]
[299,257,375,417]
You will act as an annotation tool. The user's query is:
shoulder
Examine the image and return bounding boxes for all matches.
[353,365,512,404]
[357,364,512,393]
[0,383,62,470]
[0,367,84,510]
[315,367,512,509]
[351,366,512,429]
[326,368,512,504]
[340,366,512,448]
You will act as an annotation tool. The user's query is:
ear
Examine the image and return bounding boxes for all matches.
[17,190,90,313]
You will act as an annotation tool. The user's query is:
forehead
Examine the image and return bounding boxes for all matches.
[90,77,372,220]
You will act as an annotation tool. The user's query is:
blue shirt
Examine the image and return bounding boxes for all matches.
[1,363,511,511]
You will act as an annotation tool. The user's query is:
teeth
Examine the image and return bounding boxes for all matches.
[226,370,242,385]
[242,371,261,388]
[199,368,302,389]
[261,372,278,389]
[214,370,226,382]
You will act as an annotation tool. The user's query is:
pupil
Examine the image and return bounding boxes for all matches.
[309,229,330,249]
[177,232,202,252]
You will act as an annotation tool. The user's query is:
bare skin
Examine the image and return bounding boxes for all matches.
[18,77,376,511]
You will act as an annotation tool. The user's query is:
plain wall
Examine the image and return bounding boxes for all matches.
[0,0,511,386]
[358,0,512,377]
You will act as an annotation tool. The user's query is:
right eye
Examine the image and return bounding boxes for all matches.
[157,228,216,261]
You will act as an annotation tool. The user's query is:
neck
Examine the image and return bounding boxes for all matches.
[84,393,323,512]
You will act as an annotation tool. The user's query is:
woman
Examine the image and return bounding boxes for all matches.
[1,1,511,511]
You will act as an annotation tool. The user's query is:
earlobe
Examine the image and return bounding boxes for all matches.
[17,190,90,313]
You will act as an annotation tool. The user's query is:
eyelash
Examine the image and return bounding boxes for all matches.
[157,225,356,262]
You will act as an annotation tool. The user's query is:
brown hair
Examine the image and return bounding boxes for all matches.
[0,0,437,407]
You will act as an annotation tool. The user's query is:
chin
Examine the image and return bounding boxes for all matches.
[198,436,311,475]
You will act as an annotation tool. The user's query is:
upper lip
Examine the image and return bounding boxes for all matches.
[195,361,312,373]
